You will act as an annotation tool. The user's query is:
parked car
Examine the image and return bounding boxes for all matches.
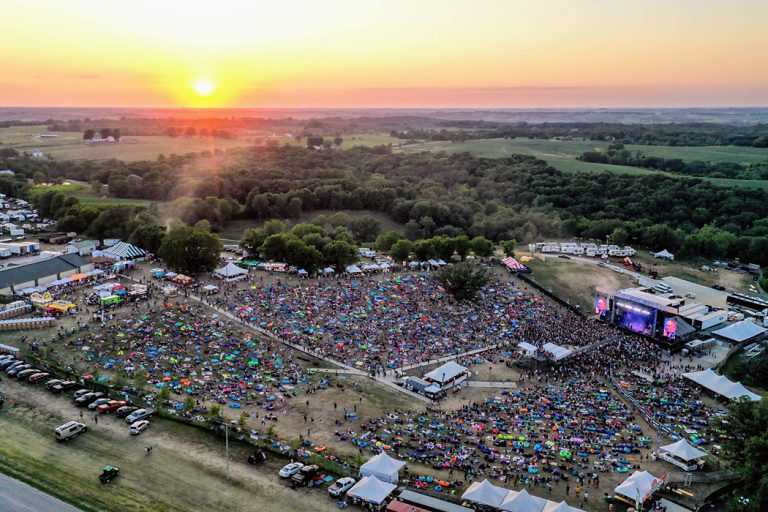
[278,462,304,478]
[50,380,77,393]
[0,358,19,370]
[115,406,139,418]
[45,379,63,389]
[7,363,31,376]
[88,398,112,410]
[16,368,41,381]
[98,400,127,413]
[125,408,154,423]
[328,477,356,497]
[73,388,91,398]
[28,372,50,383]
[129,420,150,435]
[291,464,320,486]
[55,421,87,441]
[99,466,120,484]
[75,392,106,407]
[247,448,267,465]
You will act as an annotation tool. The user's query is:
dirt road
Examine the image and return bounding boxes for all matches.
[0,378,339,512]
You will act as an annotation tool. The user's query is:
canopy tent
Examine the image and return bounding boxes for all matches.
[297,269,308,276]
[651,249,675,261]
[502,256,528,273]
[500,489,548,512]
[85,268,104,276]
[360,452,406,483]
[682,368,761,401]
[347,476,397,505]
[97,241,148,261]
[542,501,585,512]
[240,260,261,267]
[202,284,219,292]
[362,263,381,271]
[542,342,572,361]
[713,319,767,343]
[614,471,663,503]
[462,479,508,508]
[659,439,707,470]
[423,361,468,385]
[323,267,335,274]
[214,262,248,282]
[436,259,447,266]
[49,278,72,286]
[518,342,537,356]
[346,265,363,274]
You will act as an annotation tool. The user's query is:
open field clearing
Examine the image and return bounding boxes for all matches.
[397,138,768,190]
[0,378,339,512]
[0,125,249,161]
[28,180,155,207]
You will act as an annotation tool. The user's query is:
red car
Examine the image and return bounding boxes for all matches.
[28,372,50,383]
[97,400,127,413]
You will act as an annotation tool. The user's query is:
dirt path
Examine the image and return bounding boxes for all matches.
[0,378,339,512]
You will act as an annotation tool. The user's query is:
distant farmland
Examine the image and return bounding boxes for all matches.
[397,137,768,190]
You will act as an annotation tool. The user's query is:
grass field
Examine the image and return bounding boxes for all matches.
[397,138,768,190]
[29,180,155,207]
[217,209,404,241]
[0,125,250,161]
[0,379,338,512]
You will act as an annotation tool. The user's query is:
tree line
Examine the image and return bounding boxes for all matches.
[579,143,768,180]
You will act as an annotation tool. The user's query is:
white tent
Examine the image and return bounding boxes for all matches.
[682,368,760,401]
[359,452,406,483]
[614,471,663,503]
[542,342,572,361]
[659,439,707,463]
[500,489,547,512]
[362,263,380,271]
[518,342,537,356]
[651,249,674,261]
[323,267,335,274]
[542,501,584,512]
[346,476,397,505]
[713,319,767,343]
[214,262,248,282]
[462,479,508,508]
[346,265,363,274]
[423,361,468,384]
[297,269,308,276]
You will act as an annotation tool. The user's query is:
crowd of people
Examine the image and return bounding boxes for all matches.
[209,273,619,374]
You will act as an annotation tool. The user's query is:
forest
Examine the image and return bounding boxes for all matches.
[3,124,768,266]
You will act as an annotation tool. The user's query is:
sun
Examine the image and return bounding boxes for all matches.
[193,79,215,97]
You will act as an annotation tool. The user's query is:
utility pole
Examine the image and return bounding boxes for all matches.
[225,422,230,480]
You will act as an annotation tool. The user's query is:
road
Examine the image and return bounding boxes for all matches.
[0,472,83,512]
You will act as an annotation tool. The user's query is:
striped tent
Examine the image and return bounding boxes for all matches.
[501,257,528,273]
[101,241,148,261]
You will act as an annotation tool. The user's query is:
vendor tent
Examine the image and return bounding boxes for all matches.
[500,489,547,512]
[712,319,767,343]
[659,439,707,465]
[462,479,508,508]
[542,342,572,361]
[202,284,219,292]
[542,501,585,512]
[214,262,248,282]
[297,269,308,276]
[651,249,675,261]
[423,361,468,385]
[99,241,148,260]
[347,476,397,505]
[682,368,760,401]
[614,471,663,503]
[346,265,363,274]
[518,342,537,356]
[360,452,406,483]
[323,267,335,274]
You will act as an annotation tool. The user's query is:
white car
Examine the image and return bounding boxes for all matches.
[278,462,304,478]
[328,477,356,497]
[129,420,150,435]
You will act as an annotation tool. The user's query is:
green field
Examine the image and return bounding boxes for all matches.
[29,181,155,207]
[397,138,768,190]
[0,125,250,161]
[273,132,402,149]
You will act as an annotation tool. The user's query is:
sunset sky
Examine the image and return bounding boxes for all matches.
[2,0,767,108]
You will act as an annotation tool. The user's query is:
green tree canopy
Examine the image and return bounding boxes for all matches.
[470,236,494,257]
[389,239,413,262]
[435,261,491,302]
[159,225,222,274]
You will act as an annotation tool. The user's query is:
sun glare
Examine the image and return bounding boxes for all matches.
[194,79,215,97]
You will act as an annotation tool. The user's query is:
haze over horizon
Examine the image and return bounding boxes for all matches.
[2,0,768,109]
